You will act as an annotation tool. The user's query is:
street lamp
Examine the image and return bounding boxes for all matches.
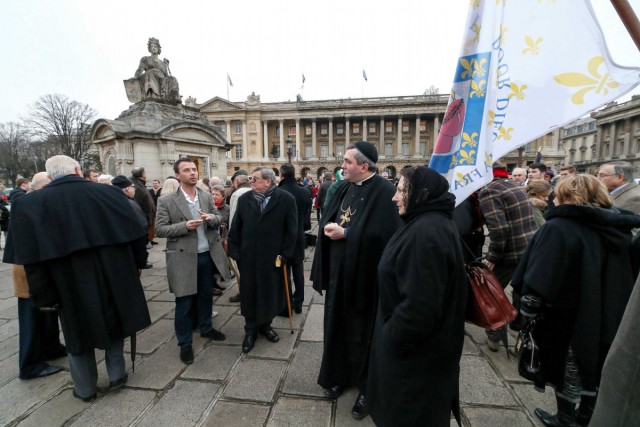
[286,137,293,164]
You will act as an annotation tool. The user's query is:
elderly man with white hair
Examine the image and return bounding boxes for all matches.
[3,155,151,402]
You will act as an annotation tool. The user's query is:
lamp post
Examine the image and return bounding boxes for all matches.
[286,137,293,164]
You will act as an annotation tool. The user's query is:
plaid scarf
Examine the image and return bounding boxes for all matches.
[252,184,276,212]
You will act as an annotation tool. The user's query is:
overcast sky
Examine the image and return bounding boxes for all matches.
[1,0,639,124]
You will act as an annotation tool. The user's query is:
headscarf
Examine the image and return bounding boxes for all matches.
[402,166,456,222]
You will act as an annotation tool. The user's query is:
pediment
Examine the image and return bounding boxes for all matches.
[199,96,244,112]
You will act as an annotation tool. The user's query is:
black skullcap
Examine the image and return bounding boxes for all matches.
[231,169,248,181]
[354,141,378,164]
[111,175,133,189]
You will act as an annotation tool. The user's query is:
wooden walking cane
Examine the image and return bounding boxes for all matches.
[277,255,294,334]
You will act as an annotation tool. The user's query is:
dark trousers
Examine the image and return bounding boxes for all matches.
[18,297,63,378]
[244,319,272,336]
[175,252,218,348]
[289,260,305,308]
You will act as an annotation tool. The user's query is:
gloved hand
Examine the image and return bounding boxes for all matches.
[520,294,543,319]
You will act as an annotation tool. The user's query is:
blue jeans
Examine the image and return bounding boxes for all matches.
[175,252,217,348]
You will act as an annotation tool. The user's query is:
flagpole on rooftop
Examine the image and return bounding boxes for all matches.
[611,0,640,52]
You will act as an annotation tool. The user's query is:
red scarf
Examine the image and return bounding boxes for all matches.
[214,198,224,208]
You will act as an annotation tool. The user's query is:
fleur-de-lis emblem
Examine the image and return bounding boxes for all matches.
[487,110,496,126]
[497,126,514,140]
[554,56,620,105]
[496,0,506,5]
[460,59,473,79]
[522,36,543,55]
[462,132,479,147]
[472,23,481,43]
[470,80,486,98]
[470,0,480,9]
[498,25,508,45]
[508,83,528,100]
[472,58,487,78]
[484,151,493,167]
[458,149,477,164]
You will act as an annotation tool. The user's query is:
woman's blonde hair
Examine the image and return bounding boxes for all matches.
[525,179,552,198]
[554,174,613,208]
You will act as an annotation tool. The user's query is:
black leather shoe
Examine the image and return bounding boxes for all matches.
[229,293,241,303]
[351,393,369,420]
[44,344,67,360]
[109,373,128,390]
[142,263,153,269]
[293,304,302,314]
[534,408,575,426]
[323,385,344,399]
[214,283,227,290]
[242,334,257,353]
[180,346,194,364]
[72,389,97,403]
[201,328,226,341]
[20,364,64,380]
[259,328,279,343]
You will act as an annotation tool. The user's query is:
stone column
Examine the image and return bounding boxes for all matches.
[609,123,616,157]
[312,121,317,159]
[226,121,232,143]
[242,121,248,161]
[379,117,385,155]
[329,119,334,157]
[415,116,421,157]
[594,126,602,161]
[623,119,631,156]
[363,117,368,141]
[263,121,269,160]
[295,120,301,161]
[397,117,403,156]
[346,118,351,146]
[279,120,285,161]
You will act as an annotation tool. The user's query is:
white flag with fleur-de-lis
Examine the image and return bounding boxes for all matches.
[429,0,640,205]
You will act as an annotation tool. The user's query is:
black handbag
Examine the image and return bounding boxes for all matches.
[515,317,541,382]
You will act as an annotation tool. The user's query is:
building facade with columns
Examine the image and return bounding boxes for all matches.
[197,93,448,179]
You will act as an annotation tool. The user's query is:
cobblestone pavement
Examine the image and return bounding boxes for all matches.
[0,224,554,426]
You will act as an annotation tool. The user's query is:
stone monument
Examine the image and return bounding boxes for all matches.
[91,37,232,181]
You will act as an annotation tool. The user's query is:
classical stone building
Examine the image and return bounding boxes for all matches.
[197,93,449,178]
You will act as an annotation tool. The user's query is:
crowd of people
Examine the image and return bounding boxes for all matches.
[1,149,639,426]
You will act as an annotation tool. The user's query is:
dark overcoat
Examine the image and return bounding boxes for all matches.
[512,204,640,392]
[3,175,151,355]
[367,210,467,427]
[228,187,298,325]
[278,177,311,263]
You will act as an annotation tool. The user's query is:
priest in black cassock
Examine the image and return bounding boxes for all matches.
[311,141,401,420]
[2,155,151,402]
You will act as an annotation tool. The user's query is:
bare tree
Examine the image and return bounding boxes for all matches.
[0,122,33,182]
[25,94,96,162]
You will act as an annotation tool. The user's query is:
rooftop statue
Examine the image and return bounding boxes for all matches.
[124,38,181,105]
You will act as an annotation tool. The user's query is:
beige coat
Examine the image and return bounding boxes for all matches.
[155,188,230,297]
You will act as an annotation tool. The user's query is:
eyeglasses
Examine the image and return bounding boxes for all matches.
[597,173,618,178]
[249,176,263,182]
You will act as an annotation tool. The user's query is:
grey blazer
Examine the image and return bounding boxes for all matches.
[155,187,231,297]
[613,181,640,215]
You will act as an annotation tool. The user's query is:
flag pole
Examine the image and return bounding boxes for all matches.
[611,0,640,52]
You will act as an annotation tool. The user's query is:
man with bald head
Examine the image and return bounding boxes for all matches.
[511,167,526,186]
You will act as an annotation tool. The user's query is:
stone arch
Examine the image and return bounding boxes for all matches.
[300,166,310,178]
[317,166,328,179]
[383,165,397,178]
[272,167,280,177]
[333,166,342,176]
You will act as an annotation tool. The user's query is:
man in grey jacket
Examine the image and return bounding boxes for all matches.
[155,158,230,364]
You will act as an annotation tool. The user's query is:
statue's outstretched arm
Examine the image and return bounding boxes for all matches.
[134,58,147,78]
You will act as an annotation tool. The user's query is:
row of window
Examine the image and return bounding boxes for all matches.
[233,142,429,160]
[232,120,430,136]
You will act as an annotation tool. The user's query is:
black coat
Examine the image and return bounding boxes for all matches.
[228,187,298,325]
[512,204,640,392]
[3,175,150,355]
[367,210,468,427]
[131,176,155,226]
[311,175,401,389]
[278,177,312,263]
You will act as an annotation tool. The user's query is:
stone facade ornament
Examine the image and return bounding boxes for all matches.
[123,37,182,105]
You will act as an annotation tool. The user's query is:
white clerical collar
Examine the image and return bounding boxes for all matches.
[355,173,375,186]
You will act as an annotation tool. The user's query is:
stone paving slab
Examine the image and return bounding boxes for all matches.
[219,315,248,346]
[124,318,174,354]
[271,307,307,330]
[202,401,270,427]
[146,301,174,324]
[212,305,242,331]
[69,388,156,427]
[300,304,324,342]
[463,335,482,355]
[335,388,375,426]
[282,341,324,397]
[267,396,332,427]
[125,338,191,390]
[481,345,523,382]
[247,327,297,360]
[0,353,19,387]
[0,333,18,362]
[224,358,286,402]
[463,407,533,427]
[151,290,175,302]
[136,380,220,427]
[182,344,241,381]
[18,387,89,427]
[0,303,17,319]
[0,373,70,426]
[0,318,19,341]
[511,383,556,426]
[460,355,517,406]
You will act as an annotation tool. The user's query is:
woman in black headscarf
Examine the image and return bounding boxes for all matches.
[366,166,468,426]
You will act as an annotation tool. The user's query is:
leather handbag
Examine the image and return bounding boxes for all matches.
[515,318,542,383]
[465,261,517,331]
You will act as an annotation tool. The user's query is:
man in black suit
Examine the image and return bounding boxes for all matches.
[278,164,311,314]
